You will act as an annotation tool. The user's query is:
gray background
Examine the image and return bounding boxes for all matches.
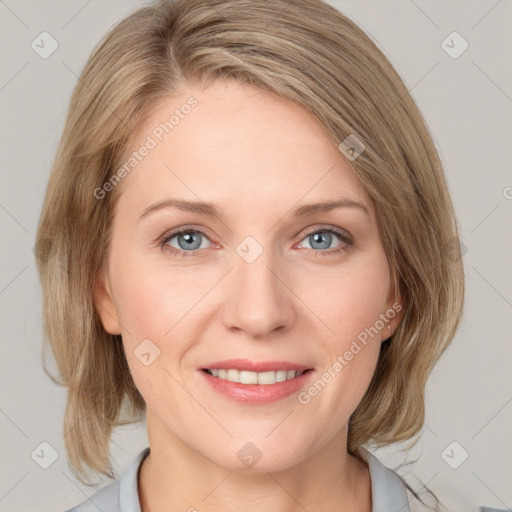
[1,1,511,511]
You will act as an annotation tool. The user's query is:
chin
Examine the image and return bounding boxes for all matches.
[201,436,311,474]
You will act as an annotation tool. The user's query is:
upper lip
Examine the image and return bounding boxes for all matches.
[201,358,313,372]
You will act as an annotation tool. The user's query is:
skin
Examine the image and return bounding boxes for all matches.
[95,79,402,512]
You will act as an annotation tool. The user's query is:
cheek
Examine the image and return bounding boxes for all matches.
[109,253,193,341]
[303,256,391,345]
[107,250,212,394]
[110,261,193,407]
[299,255,389,404]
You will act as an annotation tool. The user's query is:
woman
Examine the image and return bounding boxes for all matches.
[34,0,465,510]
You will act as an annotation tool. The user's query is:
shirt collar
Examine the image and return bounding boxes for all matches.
[118,446,411,512]
[118,446,148,512]
[360,447,411,512]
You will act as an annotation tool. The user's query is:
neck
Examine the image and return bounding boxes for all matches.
[138,412,372,512]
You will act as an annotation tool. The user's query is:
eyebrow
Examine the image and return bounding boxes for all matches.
[138,197,370,222]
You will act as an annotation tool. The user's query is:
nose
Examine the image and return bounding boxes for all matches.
[221,244,296,339]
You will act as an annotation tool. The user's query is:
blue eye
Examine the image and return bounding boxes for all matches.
[160,226,353,258]
[297,227,353,256]
[162,229,212,255]
[302,230,340,250]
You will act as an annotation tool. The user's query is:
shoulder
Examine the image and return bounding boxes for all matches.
[60,478,120,512]
[361,447,439,512]
[60,447,150,512]
[405,487,441,512]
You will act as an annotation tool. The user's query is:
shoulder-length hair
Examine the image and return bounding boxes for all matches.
[34,0,465,486]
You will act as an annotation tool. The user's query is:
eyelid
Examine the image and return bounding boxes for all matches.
[159,223,354,256]
[160,224,352,244]
[298,224,353,243]
[158,224,217,245]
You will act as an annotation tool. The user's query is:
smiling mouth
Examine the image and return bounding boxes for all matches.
[202,368,313,385]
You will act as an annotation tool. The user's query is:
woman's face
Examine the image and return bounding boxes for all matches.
[95,79,401,471]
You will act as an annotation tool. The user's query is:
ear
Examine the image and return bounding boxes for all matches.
[93,268,122,335]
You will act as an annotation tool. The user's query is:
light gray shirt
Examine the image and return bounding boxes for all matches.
[62,447,414,512]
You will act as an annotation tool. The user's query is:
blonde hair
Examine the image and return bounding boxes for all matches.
[34,0,465,485]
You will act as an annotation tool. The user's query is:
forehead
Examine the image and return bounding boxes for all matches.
[115,79,371,214]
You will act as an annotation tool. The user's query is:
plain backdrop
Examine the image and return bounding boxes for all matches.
[0,1,511,511]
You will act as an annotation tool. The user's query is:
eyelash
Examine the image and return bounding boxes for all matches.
[159,225,354,258]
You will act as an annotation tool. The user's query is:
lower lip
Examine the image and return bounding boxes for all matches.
[199,369,315,403]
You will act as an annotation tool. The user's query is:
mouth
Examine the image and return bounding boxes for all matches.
[198,359,315,403]
[201,368,313,385]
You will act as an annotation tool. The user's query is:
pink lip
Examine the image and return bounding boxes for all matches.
[199,369,314,403]
[198,360,315,404]
[200,358,312,372]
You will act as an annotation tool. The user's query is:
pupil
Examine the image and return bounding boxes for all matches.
[179,232,201,250]
[311,231,330,250]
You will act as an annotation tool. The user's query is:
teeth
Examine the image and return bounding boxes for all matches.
[276,370,287,382]
[206,369,306,384]
[227,369,239,382]
[257,371,276,385]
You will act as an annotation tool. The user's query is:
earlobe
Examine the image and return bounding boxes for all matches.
[93,270,122,335]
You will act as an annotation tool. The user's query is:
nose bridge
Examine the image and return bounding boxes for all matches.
[223,237,294,336]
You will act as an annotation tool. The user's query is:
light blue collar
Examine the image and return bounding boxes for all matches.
[117,446,411,512]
